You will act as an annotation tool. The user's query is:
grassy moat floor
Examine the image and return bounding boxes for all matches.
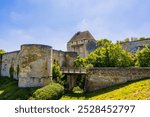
[0,77,37,100]
[0,77,150,100]
[61,78,150,100]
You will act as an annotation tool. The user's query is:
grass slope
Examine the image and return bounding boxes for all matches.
[61,78,150,100]
[0,77,37,100]
[0,77,64,100]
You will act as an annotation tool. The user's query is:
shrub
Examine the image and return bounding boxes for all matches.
[135,45,150,67]
[52,60,64,85]
[30,83,64,100]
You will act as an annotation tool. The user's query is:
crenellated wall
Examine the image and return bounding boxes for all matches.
[85,67,150,92]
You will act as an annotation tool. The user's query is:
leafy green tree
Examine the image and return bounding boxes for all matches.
[86,41,134,67]
[73,56,87,68]
[0,49,5,54]
[124,38,130,42]
[138,37,146,41]
[96,39,111,47]
[135,45,150,67]
[52,60,64,85]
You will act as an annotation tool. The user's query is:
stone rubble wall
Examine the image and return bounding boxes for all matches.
[0,44,77,88]
[18,44,53,87]
[53,50,77,67]
[85,67,150,92]
[1,51,20,80]
[121,40,150,52]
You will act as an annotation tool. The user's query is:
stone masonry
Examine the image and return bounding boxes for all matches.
[0,44,77,87]
[85,67,150,92]
[1,31,150,89]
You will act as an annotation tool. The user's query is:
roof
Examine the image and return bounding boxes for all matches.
[68,31,96,43]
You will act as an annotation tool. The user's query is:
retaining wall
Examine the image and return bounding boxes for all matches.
[85,67,150,92]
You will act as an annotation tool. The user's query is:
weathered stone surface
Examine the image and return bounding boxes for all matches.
[0,43,77,88]
[53,50,77,67]
[53,50,66,67]
[65,52,77,67]
[1,51,20,80]
[18,44,53,87]
[67,31,96,58]
[121,40,150,53]
[85,68,150,92]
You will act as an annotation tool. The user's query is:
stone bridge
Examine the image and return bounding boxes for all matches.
[61,67,150,92]
[61,67,87,90]
[61,67,87,74]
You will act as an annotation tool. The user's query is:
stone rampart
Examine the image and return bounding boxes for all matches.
[1,51,20,80]
[18,44,53,87]
[85,67,150,92]
[121,40,150,52]
[0,44,77,88]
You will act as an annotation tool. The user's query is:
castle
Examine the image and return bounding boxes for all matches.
[0,31,150,91]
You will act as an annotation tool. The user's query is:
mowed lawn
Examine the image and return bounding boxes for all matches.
[61,78,150,100]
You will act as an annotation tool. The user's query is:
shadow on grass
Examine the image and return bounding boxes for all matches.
[0,77,38,100]
[64,78,150,100]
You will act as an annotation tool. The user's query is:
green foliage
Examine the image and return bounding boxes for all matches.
[30,83,64,100]
[0,49,5,55]
[96,39,111,47]
[0,77,64,100]
[9,65,14,79]
[135,45,150,67]
[16,65,20,78]
[0,77,37,100]
[74,40,134,67]
[73,56,87,68]
[52,60,64,84]
[138,37,146,41]
[124,38,130,42]
[86,42,134,67]
[61,78,150,100]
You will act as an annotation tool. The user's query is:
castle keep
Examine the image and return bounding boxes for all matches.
[67,31,96,58]
[0,31,150,91]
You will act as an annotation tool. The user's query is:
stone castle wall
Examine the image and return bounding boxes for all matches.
[18,44,53,87]
[85,67,150,92]
[53,50,77,67]
[0,44,77,88]
[121,40,150,52]
[1,51,20,80]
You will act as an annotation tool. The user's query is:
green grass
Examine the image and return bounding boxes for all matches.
[0,77,37,100]
[0,77,64,100]
[61,78,150,100]
[1,76,150,100]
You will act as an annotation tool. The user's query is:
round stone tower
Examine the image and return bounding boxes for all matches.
[18,44,53,87]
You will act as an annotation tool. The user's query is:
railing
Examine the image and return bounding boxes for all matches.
[61,67,87,74]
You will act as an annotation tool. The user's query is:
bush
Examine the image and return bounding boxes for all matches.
[135,45,150,67]
[30,83,64,100]
[52,60,64,85]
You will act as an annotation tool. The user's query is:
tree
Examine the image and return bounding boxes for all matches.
[86,41,134,67]
[124,38,130,42]
[96,39,111,47]
[135,45,150,67]
[52,60,64,85]
[73,56,87,68]
[0,49,5,54]
[138,37,146,41]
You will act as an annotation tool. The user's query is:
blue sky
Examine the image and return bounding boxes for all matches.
[1,0,150,52]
